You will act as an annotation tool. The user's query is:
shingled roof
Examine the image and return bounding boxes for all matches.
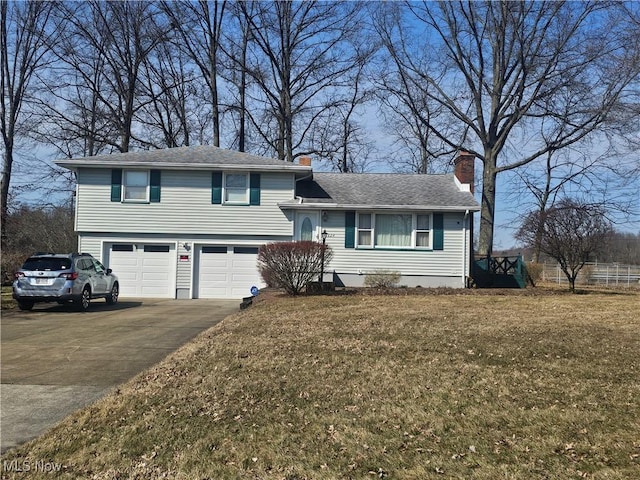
[55,145,311,173]
[292,173,479,211]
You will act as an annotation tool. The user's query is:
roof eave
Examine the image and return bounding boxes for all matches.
[279,202,480,212]
[54,159,312,174]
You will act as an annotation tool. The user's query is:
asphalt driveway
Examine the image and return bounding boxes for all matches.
[1,298,239,453]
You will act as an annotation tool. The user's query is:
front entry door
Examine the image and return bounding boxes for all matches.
[295,211,320,241]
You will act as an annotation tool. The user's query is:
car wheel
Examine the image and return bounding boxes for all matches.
[18,301,34,311]
[106,283,119,305]
[75,287,91,311]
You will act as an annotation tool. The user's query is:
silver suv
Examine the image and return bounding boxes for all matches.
[12,253,119,311]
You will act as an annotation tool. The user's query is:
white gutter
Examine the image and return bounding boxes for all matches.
[54,159,312,174]
[278,202,480,212]
[462,210,469,287]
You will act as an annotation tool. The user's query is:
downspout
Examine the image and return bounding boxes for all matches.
[462,210,469,288]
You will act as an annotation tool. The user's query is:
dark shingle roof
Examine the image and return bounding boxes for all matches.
[55,145,310,172]
[294,173,479,210]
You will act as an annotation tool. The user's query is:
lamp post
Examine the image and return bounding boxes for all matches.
[319,229,328,286]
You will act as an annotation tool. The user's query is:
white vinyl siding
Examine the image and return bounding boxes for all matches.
[75,169,294,236]
[325,210,467,277]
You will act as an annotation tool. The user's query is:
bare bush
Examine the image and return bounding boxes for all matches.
[364,269,401,288]
[525,262,543,287]
[1,205,76,284]
[257,241,333,295]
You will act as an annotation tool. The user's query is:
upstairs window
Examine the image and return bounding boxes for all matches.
[212,172,260,205]
[224,173,248,203]
[123,170,149,201]
[111,169,160,203]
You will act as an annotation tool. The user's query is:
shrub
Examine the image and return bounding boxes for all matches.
[525,262,543,287]
[257,241,333,295]
[363,269,401,288]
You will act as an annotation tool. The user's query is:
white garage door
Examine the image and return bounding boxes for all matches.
[195,246,264,299]
[107,243,174,298]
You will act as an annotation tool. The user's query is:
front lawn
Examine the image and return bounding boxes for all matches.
[2,289,639,479]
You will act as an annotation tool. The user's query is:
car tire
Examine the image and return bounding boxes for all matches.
[75,287,91,311]
[106,283,119,305]
[18,301,34,311]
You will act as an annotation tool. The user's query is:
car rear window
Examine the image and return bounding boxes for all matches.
[21,257,72,271]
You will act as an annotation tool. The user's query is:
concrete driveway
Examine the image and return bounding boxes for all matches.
[1,298,238,453]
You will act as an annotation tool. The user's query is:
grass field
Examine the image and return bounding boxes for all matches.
[2,288,639,479]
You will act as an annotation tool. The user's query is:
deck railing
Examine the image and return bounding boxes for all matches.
[473,256,527,288]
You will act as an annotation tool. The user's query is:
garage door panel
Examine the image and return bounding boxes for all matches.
[200,259,229,269]
[107,244,174,298]
[200,273,229,283]
[196,245,264,299]
[231,273,258,282]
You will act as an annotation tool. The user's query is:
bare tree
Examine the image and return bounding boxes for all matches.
[222,1,257,152]
[374,6,451,174]
[517,199,613,292]
[377,1,640,257]
[237,1,365,162]
[138,38,195,148]
[48,1,169,154]
[311,43,377,173]
[1,0,58,248]
[160,0,226,147]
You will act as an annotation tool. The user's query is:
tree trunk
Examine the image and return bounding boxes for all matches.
[478,159,497,258]
[238,25,247,152]
[1,144,13,249]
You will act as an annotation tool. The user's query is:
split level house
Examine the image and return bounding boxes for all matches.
[55,146,480,299]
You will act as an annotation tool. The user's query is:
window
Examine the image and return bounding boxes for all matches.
[301,217,313,241]
[112,244,134,252]
[225,173,248,203]
[92,259,106,273]
[202,246,227,254]
[22,257,72,271]
[356,213,432,249]
[144,245,170,253]
[234,247,259,254]
[375,214,412,247]
[212,172,259,205]
[76,258,94,271]
[357,214,372,246]
[112,169,160,202]
[416,214,431,247]
[123,170,149,201]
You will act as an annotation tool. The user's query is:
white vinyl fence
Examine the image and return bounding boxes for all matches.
[541,262,640,287]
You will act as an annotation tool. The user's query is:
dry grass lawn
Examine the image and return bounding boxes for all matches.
[2,288,639,479]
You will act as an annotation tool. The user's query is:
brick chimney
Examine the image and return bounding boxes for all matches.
[298,156,311,167]
[454,151,474,194]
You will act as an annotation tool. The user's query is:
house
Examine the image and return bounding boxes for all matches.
[55,146,479,299]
